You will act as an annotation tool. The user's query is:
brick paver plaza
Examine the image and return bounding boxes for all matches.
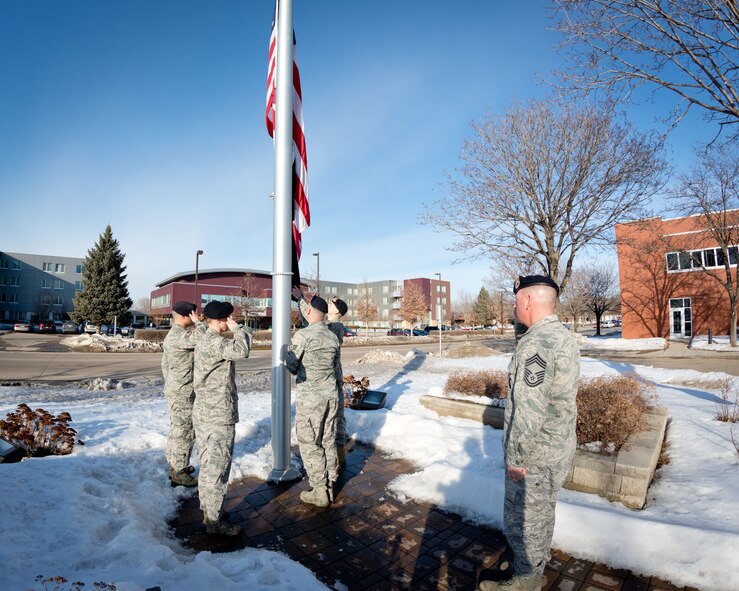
[170,441,699,591]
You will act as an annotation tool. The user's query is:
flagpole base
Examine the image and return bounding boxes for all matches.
[268,465,302,483]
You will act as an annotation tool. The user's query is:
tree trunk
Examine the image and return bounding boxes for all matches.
[731,299,737,347]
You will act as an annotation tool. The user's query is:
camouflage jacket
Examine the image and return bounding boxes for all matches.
[193,325,250,425]
[298,300,345,387]
[504,315,579,468]
[285,322,340,395]
[161,322,206,396]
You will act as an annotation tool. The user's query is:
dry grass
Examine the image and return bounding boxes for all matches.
[0,404,77,457]
[444,370,655,450]
[577,375,654,450]
[444,370,508,399]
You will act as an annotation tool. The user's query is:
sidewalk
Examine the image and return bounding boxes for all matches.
[170,442,699,591]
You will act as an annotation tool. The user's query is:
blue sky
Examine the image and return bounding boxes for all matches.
[0,0,720,302]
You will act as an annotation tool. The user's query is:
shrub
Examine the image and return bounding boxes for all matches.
[132,329,168,344]
[714,377,738,423]
[444,370,509,399]
[577,375,654,451]
[0,404,77,457]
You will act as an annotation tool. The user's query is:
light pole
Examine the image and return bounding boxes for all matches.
[194,250,203,312]
[435,273,442,357]
[313,252,320,294]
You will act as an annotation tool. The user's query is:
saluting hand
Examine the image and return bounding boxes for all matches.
[226,317,239,332]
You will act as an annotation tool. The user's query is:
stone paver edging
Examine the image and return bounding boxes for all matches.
[420,395,668,509]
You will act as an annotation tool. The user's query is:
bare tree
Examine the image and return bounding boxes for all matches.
[671,141,739,345]
[356,282,378,335]
[233,273,262,325]
[580,266,621,335]
[421,99,666,293]
[134,296,152,315]
[399,282,429,335]
[36,293,53,321]
[554,0,739,137]
[559,267,589,331]
[452,289,475,326]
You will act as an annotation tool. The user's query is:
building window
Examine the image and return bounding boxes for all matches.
[41,279,52,289]
[151,294,171,309]
[9,293,18,303]
[76,264,85,273]
[53,296,63,306]
[0,276,5,286]
[9,277,19,287]
[383,286,388,293]
[55,263,65,273]
[0,258,6,269]
[54,279,63,289]
[0,292,5,302]
[43,262,53,271]
[75,281,83,291]
[11,261,21,270]
[666,246,739,272]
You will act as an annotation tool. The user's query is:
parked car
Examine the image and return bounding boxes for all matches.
[62,320,79,334]
[343,328,358,337]
[387,328,409,336]
[37,320,57,333]
[13,320,32,333]
[107,325,122,336]
[120,326,132,337]
[412,329,429,336]
[84,322,99,334]
[423,325,439,332]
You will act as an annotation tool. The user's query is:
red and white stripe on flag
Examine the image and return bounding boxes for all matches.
[266,1,310,260]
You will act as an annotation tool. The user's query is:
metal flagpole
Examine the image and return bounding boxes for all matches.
[270,0,300,482]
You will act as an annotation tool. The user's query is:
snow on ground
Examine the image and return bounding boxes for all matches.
[690,335,739,352]
[62,333,162,352]
[574,332,668,351]
[1,339,739,590]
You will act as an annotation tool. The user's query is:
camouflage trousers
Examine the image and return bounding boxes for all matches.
[336,388,347,445]
[164,388,195,472]
[193,420,235,523]
[504,462,570,580]
[296,391,339,489]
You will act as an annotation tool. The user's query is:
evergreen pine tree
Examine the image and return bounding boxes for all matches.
[72,225,133,326]
[471,287,493,326]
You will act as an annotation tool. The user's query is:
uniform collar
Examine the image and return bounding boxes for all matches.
[522,314,559,335]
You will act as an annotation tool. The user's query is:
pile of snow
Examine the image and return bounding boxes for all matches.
[62,334,163,352]
[355,348,426,365]
[690,335,738,352]
[443,342,497,358]
[82,378,129,391]
[575,333,668,352]
[426,384,506,407]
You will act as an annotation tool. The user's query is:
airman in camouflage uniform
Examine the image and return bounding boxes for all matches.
[286,295,341,507]
[479,275,579,591]
[193,300,251,536]
[162,301,205,487]
[293,288,349,469]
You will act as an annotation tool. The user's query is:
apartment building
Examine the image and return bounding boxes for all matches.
[0,251,85,322]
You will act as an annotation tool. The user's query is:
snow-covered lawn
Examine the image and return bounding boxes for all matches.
[1,347,738,591]
[690,335,739,352]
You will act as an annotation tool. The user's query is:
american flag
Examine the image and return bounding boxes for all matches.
[266,1,310,286]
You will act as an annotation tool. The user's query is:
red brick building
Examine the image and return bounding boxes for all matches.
[149,268,276,328]
[615,212,739,339]
[405,277,452,326]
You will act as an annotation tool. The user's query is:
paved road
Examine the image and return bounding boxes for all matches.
[0,331,737,383]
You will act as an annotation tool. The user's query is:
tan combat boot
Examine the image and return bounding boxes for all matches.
[300,486,330,507]
[204,519,241,537]
[169,467,198,488]
[478,576,542,591]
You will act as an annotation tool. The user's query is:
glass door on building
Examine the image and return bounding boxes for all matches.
[669,297,692,338]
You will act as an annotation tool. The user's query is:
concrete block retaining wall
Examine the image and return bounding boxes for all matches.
[419,395,668,509]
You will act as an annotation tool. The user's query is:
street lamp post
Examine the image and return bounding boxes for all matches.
[435,273,442,357]
[194,250,204,312]
[313,252,320,294]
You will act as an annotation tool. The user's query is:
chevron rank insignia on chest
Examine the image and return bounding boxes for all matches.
[523,353,546,387]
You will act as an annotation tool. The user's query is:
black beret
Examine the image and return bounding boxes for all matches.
[513,275,560,295]
[203,300,234,319]
[310,295,328,314]
[331,296,348,316]
[172,301,197,316]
